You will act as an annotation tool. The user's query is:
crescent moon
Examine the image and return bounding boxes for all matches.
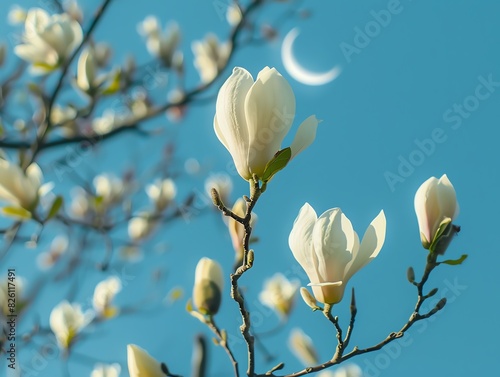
[281,28,341,86]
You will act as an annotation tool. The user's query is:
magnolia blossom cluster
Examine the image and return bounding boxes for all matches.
[14,8,83,74]
[138,16,182,70]
[49,276,122,350]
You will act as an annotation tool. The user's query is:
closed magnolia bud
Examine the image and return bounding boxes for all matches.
[427,288,438,297]
[214,67,318,181]
[127,344,164,377]
[414,174,459,254]
[300,287,320,310]
[193,258,223,315]
[407,267,415,283]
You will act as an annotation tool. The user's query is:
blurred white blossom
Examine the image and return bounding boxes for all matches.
[226,4,242,26]
[76,48,107,94]
[14,8,83,74]
[205,173,232,206]
[93,173,124,206]
[128,213,156,243]
[8,5,27,25]
[259,273,299,318]
[288,328,318,366]
[93,276,122,319]
[138,16,180,67]
[192,34,230,83]
[64,0,83,22]
[0,160,48,213]
[146,178,176,212]
[91,363,121,377]
[37,235,69,270]
[49,301,93,349]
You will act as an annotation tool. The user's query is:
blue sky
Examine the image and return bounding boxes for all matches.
[1,0,499,376]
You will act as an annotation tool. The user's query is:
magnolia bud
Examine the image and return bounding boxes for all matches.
[193,258,223,315]
[300,287,320,311]
[407,267,415,283]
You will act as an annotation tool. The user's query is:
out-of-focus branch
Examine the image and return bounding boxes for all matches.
[28,0,115,164]
[0,0,266,153]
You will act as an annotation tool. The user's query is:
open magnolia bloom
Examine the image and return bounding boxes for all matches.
[137,16,180,67]
[259,273,300,318]
[0,160,45,212]
[14,8,83,74]
[127,344,165,377]
[289,203,386,305]
[49,301,93,349]
[414,174,459,254]
[214,66,318,181]
[288,328,319,366]
[192,33,230,83]
[93,276,122,319]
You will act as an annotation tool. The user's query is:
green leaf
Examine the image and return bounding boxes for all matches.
[261,147,292,182]
[2,206,32,220]
[47,196,64,220]
[441,254,468,266]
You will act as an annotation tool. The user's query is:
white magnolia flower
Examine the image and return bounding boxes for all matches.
[14,8,83,74]
[76,48,106,94]
[228,198,257,267]
[288,328,318,366]
[289,203,386,304]
[93,42,112,67]
[146,178,176,212]
[37,235,69,270]
[193,257,223,315]
[49,300,92,349]
[64,0,83,22]
[91,363,121,377]
[93,174,123,206]
[128,214,156,243]
[70,187,91,219]
[93,276,122,318]
[214,67,318,180]
[259,273,300,318]
[138,16,180,67]
[414,174,459,252]
[8,5,27,25]
[192,34,230,83]
[0,160,44,211]
[51,105,79,137]
[127,344,164,377]
[92,111,120,135]
[205,173,232,205]
[317,364,363,377]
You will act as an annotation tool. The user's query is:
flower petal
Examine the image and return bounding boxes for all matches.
[244,67,296,176]
[289,203,321,283]
[214,67,254,180]
[290,115,318,159]
[437,174,459,220]
[345,210,386,281]
[312,208,354,284]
